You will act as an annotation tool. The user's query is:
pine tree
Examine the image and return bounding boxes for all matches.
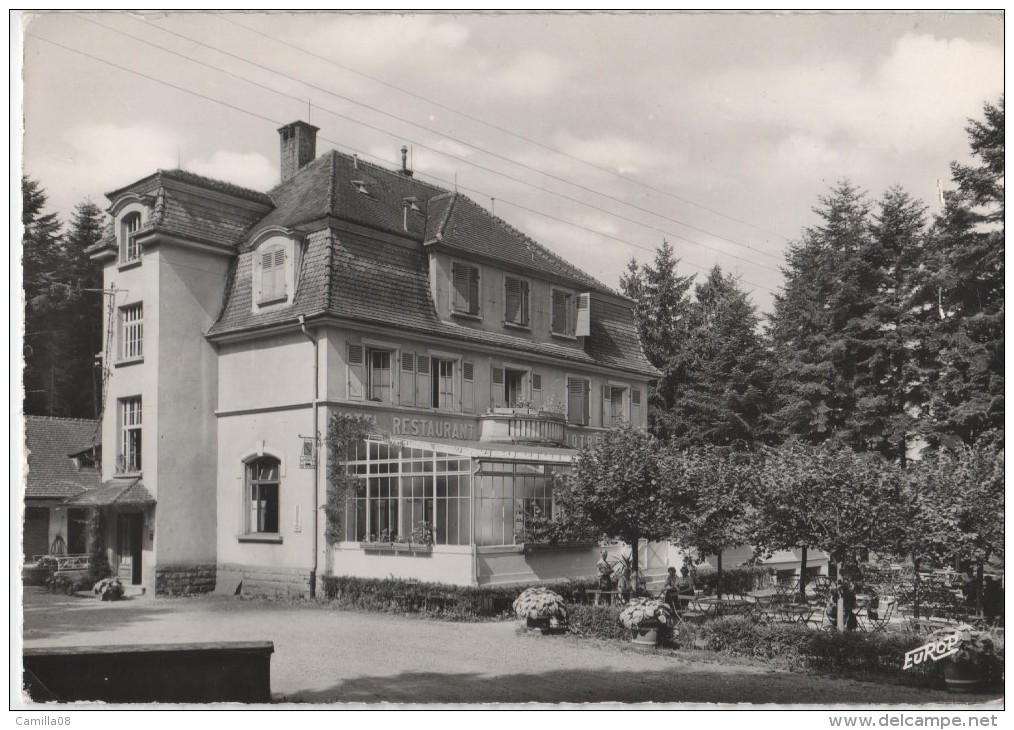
[850,188,929,463]
[768,181,875,446]
[620,240,694,440]
[22,176,64,416]
[664,266,771,448]
[919,97,1004,445]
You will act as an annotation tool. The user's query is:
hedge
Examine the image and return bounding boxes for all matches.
[693,565,771,596]
[675,617,1004,688]
[319,575,599,619]
[566,604,632,641]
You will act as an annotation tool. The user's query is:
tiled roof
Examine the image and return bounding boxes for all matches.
[251,151,445,241]
[208,227,658,377]
[428,193,616,295]
[63,478,155,507]
[24,416,101,499]
[107,169,273,206]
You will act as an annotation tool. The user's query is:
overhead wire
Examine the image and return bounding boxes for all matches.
[219,13,790,243]
[121,13,785,265]
[26,31,779,296]
[78,13,779,275]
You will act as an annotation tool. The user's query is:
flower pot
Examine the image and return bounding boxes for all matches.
[630,622,664,650]
[524,616,566,635]
[943,657,987,693]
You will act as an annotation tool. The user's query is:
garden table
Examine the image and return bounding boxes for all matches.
[778,603,816,625]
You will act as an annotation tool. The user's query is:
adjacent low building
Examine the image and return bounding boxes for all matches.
[85,122,661,596]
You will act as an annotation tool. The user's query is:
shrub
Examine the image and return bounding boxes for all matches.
[566,604,630,641]
[675,617,982,687]
[93,577,124,601]
[46,574,76,595]
[318,575,599,620]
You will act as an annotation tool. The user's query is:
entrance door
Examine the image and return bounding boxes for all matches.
[67,509,87,554]
[117,513,143,585]
[24,507,49,561]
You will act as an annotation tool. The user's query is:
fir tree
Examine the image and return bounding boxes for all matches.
[919,97,1004,445]
[768,181,875,446]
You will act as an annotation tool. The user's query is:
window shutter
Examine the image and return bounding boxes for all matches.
[491,366,504,408]
[583,380,591,425]
[505,277,521,323]
[576,293,591,336]
[452,264,469,312]
[415,355,430,407]
[631,388,642,425]
[400,352,415,407]
[462,361,474,413]
[468,266,480,315]
[552,289,569,333]
[600,384,611,426]
[531,373,541,391]
[531,372,543,409]
[347,343,364,400]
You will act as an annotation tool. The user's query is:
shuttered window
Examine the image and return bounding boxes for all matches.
[531,373,542,392]
[567,377,590,426]
[603,385,626,426]
[431,359,455,409]
[259,246,287,303]
[367,349,393,402]
[551,288,575,336]
[504,276,530,326]
[347,343,365,400]
[452,262,480,316]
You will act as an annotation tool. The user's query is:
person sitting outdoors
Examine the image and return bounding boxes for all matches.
[825,579,858,631]
[662,567,679,611]
[676,565,696,610]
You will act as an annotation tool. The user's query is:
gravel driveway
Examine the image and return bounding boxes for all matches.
[19,589,1001,706]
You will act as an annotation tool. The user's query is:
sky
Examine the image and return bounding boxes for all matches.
[17,11,1005,313]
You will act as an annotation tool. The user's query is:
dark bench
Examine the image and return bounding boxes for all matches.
[23,641,274,703]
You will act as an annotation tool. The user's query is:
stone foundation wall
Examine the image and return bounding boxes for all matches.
[218,563,314,598]
[155,564,216,596]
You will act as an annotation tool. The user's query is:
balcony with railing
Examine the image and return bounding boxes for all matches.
[478,407,567,447]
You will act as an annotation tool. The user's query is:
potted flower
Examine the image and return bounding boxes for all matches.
[618,597,674,649]
[513,587,568,634]
[93,577,125,602]
[924,624,1002,692]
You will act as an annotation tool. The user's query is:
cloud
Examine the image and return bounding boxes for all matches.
[308,15,470,67]
[185,151,277,191]
[488,50,568,98]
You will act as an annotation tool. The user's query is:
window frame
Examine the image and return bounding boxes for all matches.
[450,260,481,318]
[257,244,288,306]
[118,396,142,474]
[119,302,144,362]
[604,384,629,427]
[245,456,281,536]
[430,356,458,411]
[503,274,531,329]
[120,212,142,264]
[550,286,577,338]
[366,348,395,403]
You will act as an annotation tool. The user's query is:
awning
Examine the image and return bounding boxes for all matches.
[384,435,579,464]
[63,478,155,507]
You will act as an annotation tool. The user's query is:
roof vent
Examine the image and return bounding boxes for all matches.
[351,180,370,195]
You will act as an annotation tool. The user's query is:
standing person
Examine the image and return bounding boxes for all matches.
[632,570,648,597]
[663,567,679,611]
[616,566,632,604]
[982,576,1004,622]
[596,550,612,592]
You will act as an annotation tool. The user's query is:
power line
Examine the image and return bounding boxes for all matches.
[126,13,784,265]
[26,32,778,296]
[220,13,790,243]
[74,15,782,275]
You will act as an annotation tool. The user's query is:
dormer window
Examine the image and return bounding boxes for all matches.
[551,286,576,337]
[258,246,287,305]
[451,261,480,317]
[120,212,142,263]
[351,180,370,195]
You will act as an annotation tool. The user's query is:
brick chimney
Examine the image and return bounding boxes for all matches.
[278,121,319,183]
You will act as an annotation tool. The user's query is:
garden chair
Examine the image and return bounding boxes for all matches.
[857,595,896,633]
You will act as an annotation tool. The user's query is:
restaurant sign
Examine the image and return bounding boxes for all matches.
[391,416,478,441]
